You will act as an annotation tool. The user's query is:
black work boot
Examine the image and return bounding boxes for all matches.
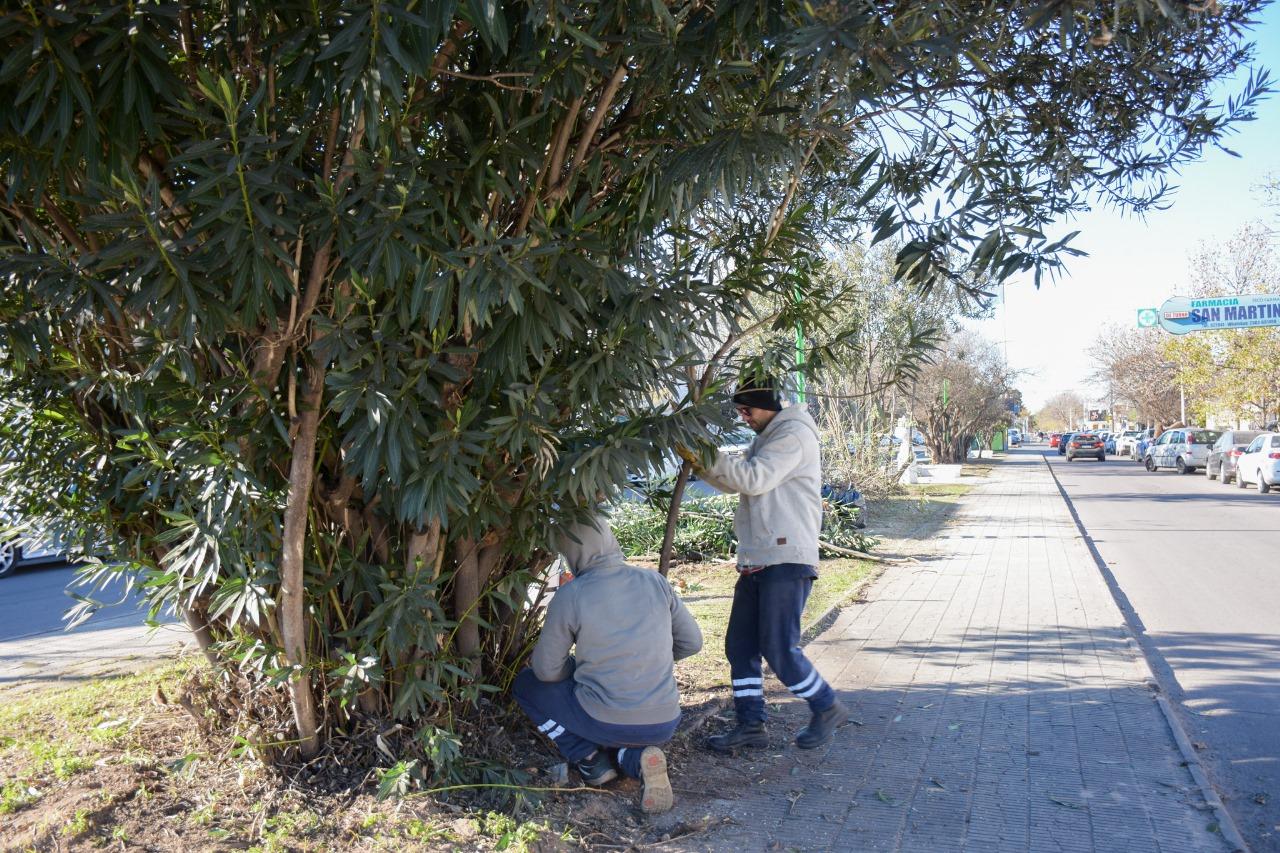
[573,750,618,786]
[705,720,768,753]
[795,699,849,749]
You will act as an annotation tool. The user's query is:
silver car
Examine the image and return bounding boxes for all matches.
[1205,429,1261,484]
[1145,427,1222,474]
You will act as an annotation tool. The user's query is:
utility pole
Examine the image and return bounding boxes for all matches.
[1180,383,1186,424]
[1108,382,1116,433]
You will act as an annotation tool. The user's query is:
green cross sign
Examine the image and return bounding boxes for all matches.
[1136,308,1158,328]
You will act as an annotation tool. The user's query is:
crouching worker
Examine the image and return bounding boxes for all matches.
[513,514,703,814]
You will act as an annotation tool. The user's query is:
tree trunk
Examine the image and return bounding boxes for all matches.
[658,460,694,576]
[405,519,442,578]
[452,536,481,658]
[180,603,219,669]
[280,360,325,757]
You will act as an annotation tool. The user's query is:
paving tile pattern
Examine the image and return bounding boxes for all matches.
[689,454,1228,853]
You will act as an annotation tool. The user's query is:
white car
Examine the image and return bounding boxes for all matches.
[1114,430,1142,457]
[1234,432,1280,494]
[0,530,66,579]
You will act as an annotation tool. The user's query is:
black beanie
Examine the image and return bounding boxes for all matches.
[732,375,782,412]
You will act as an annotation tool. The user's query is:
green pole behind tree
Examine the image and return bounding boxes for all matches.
[795,317,807,403]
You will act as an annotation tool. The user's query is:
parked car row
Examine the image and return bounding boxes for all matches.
[1205,430,1280,492]
[1118,426,1280,494]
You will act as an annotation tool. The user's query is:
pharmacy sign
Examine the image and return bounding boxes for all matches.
[1157,295,1280,335]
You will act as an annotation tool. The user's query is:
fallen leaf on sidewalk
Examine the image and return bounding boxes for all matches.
[928,778,947,790]
[875,789,897,805]
[1048,795,1084,810]
[893,714,903,723]
[947,723,962,731]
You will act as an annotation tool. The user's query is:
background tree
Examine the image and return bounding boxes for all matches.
[804,241,987,496]
[0,0,1265,773]
[1088,324,1183,426]
[1161,224,1280,426]
[917,331,1017,463]
[1038,390,1086,431]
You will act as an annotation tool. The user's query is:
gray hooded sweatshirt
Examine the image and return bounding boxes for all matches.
[699,404,823,568]
[531,517,703,726]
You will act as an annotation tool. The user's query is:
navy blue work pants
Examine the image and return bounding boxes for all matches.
[726,565,835,723]
[512,668,679,778]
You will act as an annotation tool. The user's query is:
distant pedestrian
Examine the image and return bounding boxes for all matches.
[679,373,849,754]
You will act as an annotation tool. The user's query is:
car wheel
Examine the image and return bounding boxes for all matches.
[1206,462,1217,481]
[1097,453,1105,461]
[0,540,17,579]
[1221,468,1233,484]
[1175,458,1189,475]
[1145,456,1155,472]
[1260,473,1272,495]
[1237,470,1249,488]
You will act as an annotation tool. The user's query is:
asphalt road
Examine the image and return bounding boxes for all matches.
[0,561,186,692]
[1041,444,1280,851]
[0,561,143,640]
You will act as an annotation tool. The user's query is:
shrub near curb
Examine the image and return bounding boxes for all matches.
[611,494,875,562]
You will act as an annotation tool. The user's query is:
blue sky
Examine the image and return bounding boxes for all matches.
[972,2,1280,411]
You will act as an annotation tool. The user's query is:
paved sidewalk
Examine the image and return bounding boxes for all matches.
[691,452,1233,852]
[0,620,191,696]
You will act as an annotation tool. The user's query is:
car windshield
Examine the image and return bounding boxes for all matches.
[1188,430,1221,444]
[1123,431,1140,437]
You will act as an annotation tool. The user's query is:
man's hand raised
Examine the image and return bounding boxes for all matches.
[675,444,699,467]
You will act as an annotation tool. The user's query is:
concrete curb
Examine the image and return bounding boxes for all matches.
[800,562,886,646]
[1041,452,1250,853]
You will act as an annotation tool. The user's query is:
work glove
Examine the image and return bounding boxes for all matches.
[675,444,699,466]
